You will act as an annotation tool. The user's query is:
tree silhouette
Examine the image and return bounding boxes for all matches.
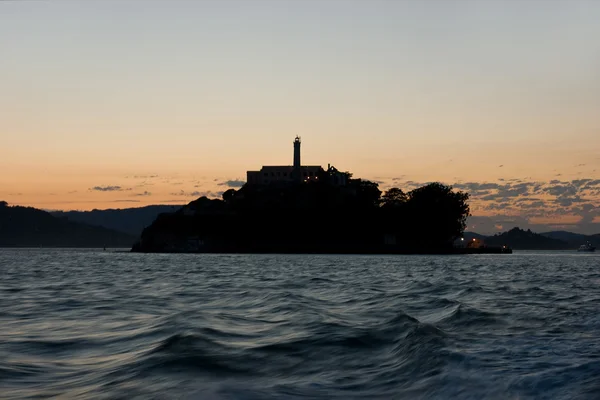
[132,177,471,253]
[222,189,236,203]
[381,188,407,207]
[405,182,470,247]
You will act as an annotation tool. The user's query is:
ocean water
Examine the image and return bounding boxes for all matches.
[1,249,599,399]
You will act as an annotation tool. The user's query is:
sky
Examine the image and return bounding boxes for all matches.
[1,0,599,234]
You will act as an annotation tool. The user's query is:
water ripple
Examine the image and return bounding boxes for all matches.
[1,249,599,399]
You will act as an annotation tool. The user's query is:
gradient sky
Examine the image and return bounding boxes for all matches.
[1,0,599,233]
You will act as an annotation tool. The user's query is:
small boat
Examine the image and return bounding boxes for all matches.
[577,242,596,252]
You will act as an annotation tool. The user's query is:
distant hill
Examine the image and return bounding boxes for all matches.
[462,229,599,250]
[0,202,136,247]
[52,205,182,236]
[485,228,570,250]
[540,231,600,249]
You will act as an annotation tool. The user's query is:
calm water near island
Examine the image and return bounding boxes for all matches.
[1,249,599,399]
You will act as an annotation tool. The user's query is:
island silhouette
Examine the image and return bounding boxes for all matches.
[131,137,500,254]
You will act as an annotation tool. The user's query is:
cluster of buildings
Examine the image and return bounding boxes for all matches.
[246,136,348,186]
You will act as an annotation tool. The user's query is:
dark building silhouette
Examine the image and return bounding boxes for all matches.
[246,136,347,186]
[293,135,301,182]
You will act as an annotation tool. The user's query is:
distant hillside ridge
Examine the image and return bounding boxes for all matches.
[540,231,600,249]
[462,228,600,250]
[52,205,182,236]
[484,227,570,250]
[0,201,136,247]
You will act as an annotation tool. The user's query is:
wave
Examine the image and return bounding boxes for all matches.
[139,333,254,376]
[7,337,95,354]
[436,303,504,327]
[2,250,599,399]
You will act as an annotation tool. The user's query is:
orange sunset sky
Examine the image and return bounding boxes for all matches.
[1,1,599,234]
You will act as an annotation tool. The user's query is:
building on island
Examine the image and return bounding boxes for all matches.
[246,136,348,186]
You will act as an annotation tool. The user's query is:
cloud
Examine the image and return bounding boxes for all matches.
[169,190,223,197]
[90,186,124,192]
[456,182,538,202]
[381,176,600,234]
[580,179,600,189]
[453,182,502,191]
[217,179,246,188]
[89,185,133,192]
[135,182,155,187]
[168,190,224,198]
[158,200,188,204]
[132,191,152,197]
[397,180,430,190]
[545,183,577,197]
[170,190,201,196]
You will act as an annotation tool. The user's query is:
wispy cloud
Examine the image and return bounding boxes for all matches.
[91,185,124,192]
[217,179,246,188]
[170,190,202,196]
[170,190,225,198]
[132,174,159,179]
[132,191,152,197]
[172,189,225,197]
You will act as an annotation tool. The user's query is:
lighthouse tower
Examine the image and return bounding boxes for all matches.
[293,136,301,182]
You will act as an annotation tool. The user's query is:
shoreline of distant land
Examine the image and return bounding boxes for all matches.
[0,246,133,249]
[129,247,512,255]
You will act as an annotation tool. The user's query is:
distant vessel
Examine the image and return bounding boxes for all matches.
[577,242,596,252]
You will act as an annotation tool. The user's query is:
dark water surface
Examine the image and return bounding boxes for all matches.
[1,249,599,399]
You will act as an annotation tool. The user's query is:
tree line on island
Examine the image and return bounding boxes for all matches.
[132,173,471,253]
